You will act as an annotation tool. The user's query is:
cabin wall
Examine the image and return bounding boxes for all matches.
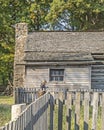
[25,66,49,88]
[65,67,91,89]
[91,65,104,89]
[24,66,91,89]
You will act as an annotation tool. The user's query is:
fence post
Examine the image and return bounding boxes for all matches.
[92,92,98,130]
[11,103,26,121]
[15,87,19,104]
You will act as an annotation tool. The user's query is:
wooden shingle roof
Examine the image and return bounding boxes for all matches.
[24,32,104,61]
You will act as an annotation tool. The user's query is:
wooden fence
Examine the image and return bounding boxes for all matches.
[1,90,104,130]
[14,87,70,104]
[14,87,40,104]
[49,91,104,130]
[0,93,50,130]
[14,87,104,104]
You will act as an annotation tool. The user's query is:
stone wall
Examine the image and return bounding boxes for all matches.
[14,23,28,87]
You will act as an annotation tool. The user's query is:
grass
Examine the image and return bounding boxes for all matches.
[0,96,14,127]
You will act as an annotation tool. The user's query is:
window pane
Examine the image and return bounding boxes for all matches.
[59,76,63,81]
[55,77,58,81]
[50,77,53,81]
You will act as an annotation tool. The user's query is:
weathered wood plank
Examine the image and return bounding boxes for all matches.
[25,67,49,87]
[44,94,49,130]
[58,92,63,130]
[20,114,23,130]
[23,112,26,130]
[66,92,72,130]
[15,88,19,104]
[32,101,39,130]
[50,94,54,130]
[29,105,32,130]
[75,92,80,130]
[84,92,89,130]
[91,65,104,89]
[14,120,17,130]
[47,94,50,130]
[36,98,41,130]
[25,108,29,130]
[40,95,44,130]
[65,67,90,86]
[18,117,21,130]
[92,92,98,130]
[101,93,104,130]
[8,121,13,130]
[0,126,5,130]
[37,96,43,129]
[15,120,18,130]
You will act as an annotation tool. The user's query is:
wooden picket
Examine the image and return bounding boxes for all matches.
[66,92,72,130]
[84,92,89,130]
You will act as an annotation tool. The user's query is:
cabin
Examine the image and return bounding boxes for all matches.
[14,23,104,90]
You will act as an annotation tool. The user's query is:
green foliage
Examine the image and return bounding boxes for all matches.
[1,0,104,86]
[0,0,14,86]
[46,0,104,31]
[28,0,51,30]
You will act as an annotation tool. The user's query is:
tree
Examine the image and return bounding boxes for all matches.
[10,0,52,31]
[0,0,52,87]
[0,0,14,86]
[27,0,52,31]
[46,0,104,31]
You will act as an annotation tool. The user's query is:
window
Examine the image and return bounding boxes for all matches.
[50,69,64,81]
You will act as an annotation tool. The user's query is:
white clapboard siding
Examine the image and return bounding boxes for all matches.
[25,67,49,87]
[91,65,104,89]
[65,67,91,87]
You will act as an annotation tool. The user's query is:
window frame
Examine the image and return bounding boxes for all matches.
[49,69,64,81]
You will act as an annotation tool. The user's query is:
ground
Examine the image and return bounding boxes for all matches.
[0,96,14,127]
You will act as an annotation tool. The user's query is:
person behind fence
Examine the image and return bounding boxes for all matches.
[41,80,47,91]
[38,80,47,97]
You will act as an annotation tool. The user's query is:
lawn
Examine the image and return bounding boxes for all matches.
[0,96,14,127]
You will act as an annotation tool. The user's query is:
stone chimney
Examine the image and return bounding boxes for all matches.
[14,23,28,87]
